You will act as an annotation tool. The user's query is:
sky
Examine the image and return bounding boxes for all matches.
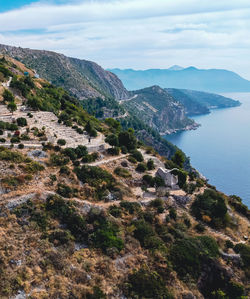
[0,0,250,79]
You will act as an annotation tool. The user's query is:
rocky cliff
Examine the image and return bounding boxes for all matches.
[122,86,199,134]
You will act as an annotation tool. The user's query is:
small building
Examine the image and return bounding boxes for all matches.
[24,71,29,76]
[156,167,179,189]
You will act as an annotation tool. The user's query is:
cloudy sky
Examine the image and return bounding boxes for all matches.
[0,0,250,78]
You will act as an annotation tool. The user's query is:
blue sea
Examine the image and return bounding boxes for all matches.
[164,93,250,207]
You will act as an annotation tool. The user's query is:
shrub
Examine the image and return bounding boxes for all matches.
[118,130,137,151]
[63,147,77,161]
[142,174,155,187]
[24,161,44,173]
[75,145,88,158]
[57,183,76,198]
[57,139,66,146]
[136,163,147,172]
[91,226,124,253]
[46,195,86,240]
[10,136,20,143]
[146,158,155,170]
[114,167,131,178]
[0,138,6,143]
[191,189,228,228]
[59,165,70,175]
[48,229,75,246]
[125,268,173,299]
[169,207,177,221]
[121,145,128,154]
[74,165,116,199]
[130,149,143,162]
[170,236,219,280]
[171,150,185,168]
[16,117,27,127]
[120,201,141,214]
[50,153,69,166]
[107,146,120,156]
[127,156,137,164]
[108,205,122,218]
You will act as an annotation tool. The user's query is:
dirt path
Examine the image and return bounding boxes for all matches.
[89,154,129,166]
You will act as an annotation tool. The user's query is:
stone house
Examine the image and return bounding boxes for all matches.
[156,167,179,189]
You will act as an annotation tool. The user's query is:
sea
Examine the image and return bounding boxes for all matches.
[164,92,250,207]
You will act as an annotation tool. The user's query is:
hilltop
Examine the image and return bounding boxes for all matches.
[110,67,250,93]
[0,55,249,299]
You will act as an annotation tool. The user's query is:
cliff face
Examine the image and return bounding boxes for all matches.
[0,44,129,100]
[122,85,198,134]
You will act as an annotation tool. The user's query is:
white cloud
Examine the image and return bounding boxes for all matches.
[0,0,250,78]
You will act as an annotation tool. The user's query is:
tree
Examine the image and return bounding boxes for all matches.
[147,159,155,170]
[3,89,14,102]
[7,101,17,115]
[171,150,185,168]
[105,134,119,147]
[118,130,137,151]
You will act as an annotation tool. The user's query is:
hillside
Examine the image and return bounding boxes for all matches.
[0,56,249,299]
[121,86,199,134]
[110,67,250,93]
[0,55,249,299]
[166,89,241,116]
[0,44,129,100]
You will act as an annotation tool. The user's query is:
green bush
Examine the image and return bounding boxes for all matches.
[107,146,120,156]
[118,130,137,151]
[142,174,155,187]
[57,139,66,146]
[57,183,77,198]
[48,229,75,246]
[125,268,173,299]
[74,165,116,199]
[171,149,185,168]
[147,158,155,170]
[120,201,141,214]
[191,189,228,228]
[16,117,27,127]
[46,195,86,240]
[10,136,20,143]
[108,205,122,218]
[170,236,219,280]
[50,153,69,166]
[130,149,143,162]
[136,162,147,172]
[114,167,131,178]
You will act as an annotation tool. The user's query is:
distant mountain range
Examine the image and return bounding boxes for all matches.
[165,88,241,116]
[109,67,250,93]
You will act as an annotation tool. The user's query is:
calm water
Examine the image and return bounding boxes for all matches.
[164,93,250,207]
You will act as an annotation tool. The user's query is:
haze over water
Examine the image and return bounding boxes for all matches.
[164,92,250,207]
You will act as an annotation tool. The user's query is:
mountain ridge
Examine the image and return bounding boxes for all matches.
[0,44,129,100]
[110,67,250,92]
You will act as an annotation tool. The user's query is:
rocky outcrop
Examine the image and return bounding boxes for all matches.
[0,44,129,100]
[122,85,199,134]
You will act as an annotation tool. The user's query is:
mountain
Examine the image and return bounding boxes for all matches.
[168,65,184,71]
[110,67,250,92]
[121,86,199,134]
[0,56,249,299]
[166,88,241,116]
[0,44,129,100]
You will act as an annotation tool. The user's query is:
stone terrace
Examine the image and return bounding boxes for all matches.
[0,105,107,152]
